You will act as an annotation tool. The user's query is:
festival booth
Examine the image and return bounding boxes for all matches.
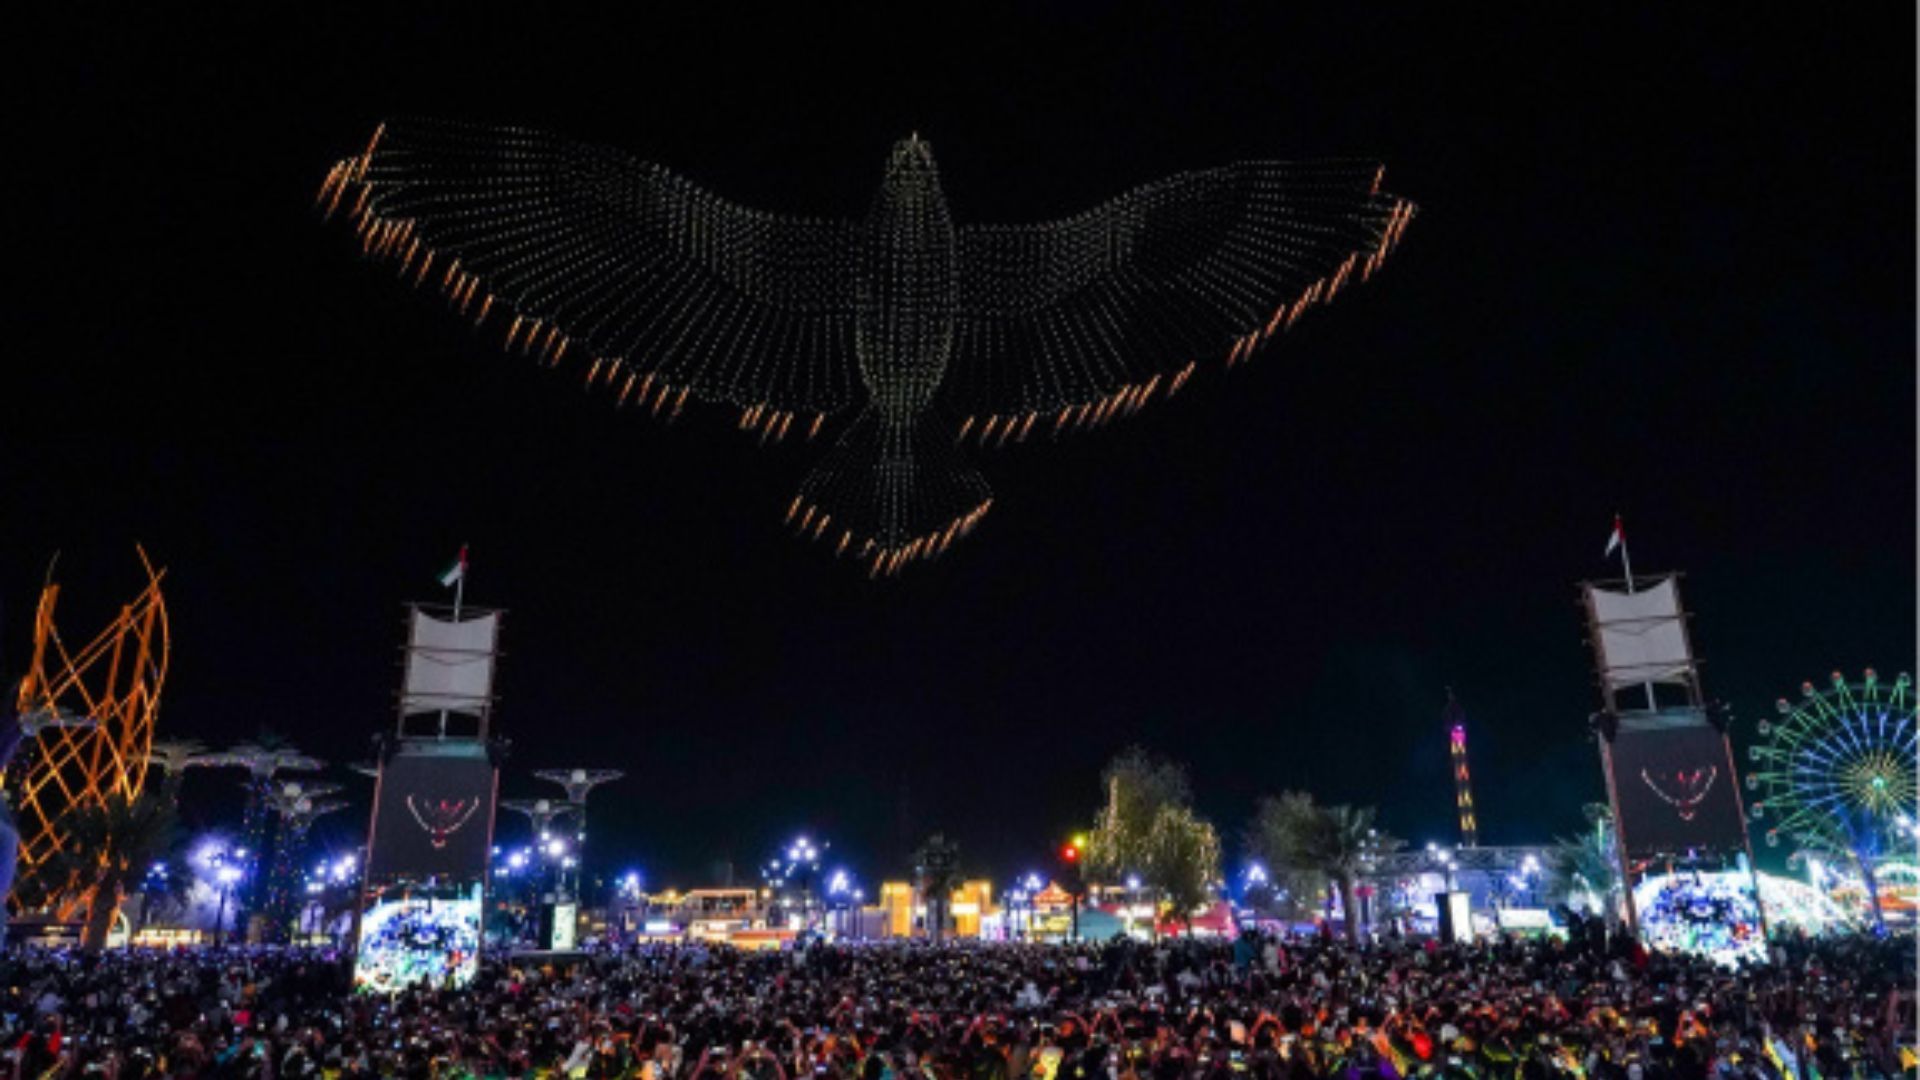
[1155,901,1239,939]
[1072,907,1126,942]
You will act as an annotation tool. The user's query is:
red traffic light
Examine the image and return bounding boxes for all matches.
[1061,844,1079,862]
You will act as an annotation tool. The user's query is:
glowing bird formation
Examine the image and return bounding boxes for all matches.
[318,120,1416,573]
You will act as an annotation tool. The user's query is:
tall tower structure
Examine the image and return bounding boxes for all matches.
[1444,689,1480,848]
[354,556,503,992]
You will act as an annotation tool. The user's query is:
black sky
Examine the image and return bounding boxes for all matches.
[7,9,1914,888]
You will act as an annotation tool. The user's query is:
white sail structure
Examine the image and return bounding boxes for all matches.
[400,609,500,720]
[1583,577,1694,691]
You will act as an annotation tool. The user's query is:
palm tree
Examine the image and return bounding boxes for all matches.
[1550,803,1621,917]
[912,833,963,941]
[1247,793,1392,943]
[38,789,180,951]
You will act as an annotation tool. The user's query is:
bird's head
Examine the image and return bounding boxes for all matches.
[886,132,938,176]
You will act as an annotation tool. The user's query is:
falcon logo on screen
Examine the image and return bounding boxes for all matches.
[405,795,481,848]
[1640,766,1718,821]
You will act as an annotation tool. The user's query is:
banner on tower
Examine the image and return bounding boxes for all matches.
[1602,712,1747,857]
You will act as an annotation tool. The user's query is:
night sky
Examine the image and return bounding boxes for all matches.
[8,10,1913,888]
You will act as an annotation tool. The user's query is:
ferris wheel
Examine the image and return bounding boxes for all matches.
[1747,669,1918,857]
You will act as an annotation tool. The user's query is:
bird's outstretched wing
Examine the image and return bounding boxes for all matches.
[946,161,1413,444]
[318,119,862,433]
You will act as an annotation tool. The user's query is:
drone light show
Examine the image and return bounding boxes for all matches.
[318,120,1413,574]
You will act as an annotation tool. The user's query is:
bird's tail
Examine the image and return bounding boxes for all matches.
[789,409,991,576]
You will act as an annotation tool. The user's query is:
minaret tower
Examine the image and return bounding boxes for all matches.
[1444,688,1480,847]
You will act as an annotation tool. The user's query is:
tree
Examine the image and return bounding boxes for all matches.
[1143,804,1221,934]
[1246,792,1396,943]
[1084,746,1190,883]
[1551,803,1622,916]
[912,834,963,941]
[37,789,180,951]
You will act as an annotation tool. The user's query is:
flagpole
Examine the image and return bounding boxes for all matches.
[438,544,468,741]
[1616,521,1658,713]
[452,543,467,623]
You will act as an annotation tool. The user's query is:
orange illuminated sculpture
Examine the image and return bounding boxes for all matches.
[7,550,169,915]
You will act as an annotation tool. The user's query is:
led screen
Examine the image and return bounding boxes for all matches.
[1606,724,1747,857]
[354,882,483,994]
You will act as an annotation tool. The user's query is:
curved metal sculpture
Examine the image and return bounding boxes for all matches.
[7,550,169,914]
[1748,669,1917,928]
[319,121,1415,573]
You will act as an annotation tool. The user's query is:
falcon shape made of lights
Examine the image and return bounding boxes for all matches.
[319,121,1416,573]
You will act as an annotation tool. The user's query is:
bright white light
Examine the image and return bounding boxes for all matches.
[1126,875,1142,891]
[561,856,576,869]
[217,866,243,885]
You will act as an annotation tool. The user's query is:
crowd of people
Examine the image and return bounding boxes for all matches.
[0,929,1910,1078]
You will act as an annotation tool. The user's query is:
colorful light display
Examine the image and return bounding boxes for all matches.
[319,120,1414,573]
[1748,670,1917,929]
[1747,671,1916,855]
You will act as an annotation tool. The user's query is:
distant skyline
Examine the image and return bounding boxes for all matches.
[7,9,1913,885]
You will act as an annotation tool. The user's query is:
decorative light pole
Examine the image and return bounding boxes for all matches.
[532,769,623,899]
[202,742,322,934]
[764,835,826,930]
[1125,874,1144,938]
[1023,873,1044,938]
[199,844,250,947]
[263,781,346,942]
[144,738,216,800]
[826,869,852,938]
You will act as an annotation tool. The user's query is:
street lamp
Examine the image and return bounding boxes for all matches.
[765,834,828,930]
[214,863,243,946]
[1021,873,1043,938]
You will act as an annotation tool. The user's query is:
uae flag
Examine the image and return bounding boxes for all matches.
[1604,516,1624,558]
[438,546,468,587]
